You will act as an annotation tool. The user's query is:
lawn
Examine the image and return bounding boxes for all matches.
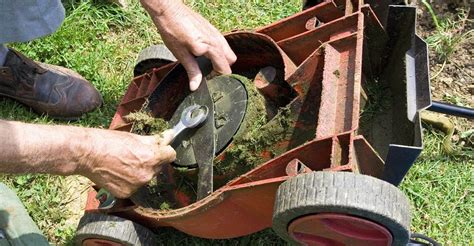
[0,0,472,245]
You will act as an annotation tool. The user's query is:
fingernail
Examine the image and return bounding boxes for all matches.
[190,80,200,91]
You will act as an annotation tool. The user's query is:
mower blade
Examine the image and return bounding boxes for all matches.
[191,77,215,200]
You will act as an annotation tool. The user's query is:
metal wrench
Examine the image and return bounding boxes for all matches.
[97,104,209,209]
[170,104,209,143]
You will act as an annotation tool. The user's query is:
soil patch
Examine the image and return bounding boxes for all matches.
[415,1,473,147]
[417,3,472,108]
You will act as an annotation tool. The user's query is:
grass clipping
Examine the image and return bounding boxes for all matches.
[214,74,293,181]
[125,105,169,135]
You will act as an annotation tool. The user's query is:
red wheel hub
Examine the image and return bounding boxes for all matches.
[288,213,392,246]
[82,239,123,246]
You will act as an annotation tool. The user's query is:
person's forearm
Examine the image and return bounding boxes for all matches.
[0,120,89,175]
[140,0,182,17]
[0,119,175,198]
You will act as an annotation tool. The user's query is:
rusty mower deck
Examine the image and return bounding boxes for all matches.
[76,1,432,245]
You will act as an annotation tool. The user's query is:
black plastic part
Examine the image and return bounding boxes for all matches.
[272,171,411,245]
[428,101,474,119]
[134,45,176,77]
[208,76,248,153]
[408,233,442,246]
[147,56,213,120]
[171,76,247,167]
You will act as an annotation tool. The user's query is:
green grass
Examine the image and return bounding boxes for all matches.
[0,0,472,245]
[0,175,76,243]
[400,127,473,245]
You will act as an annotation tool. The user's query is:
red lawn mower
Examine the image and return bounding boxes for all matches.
[74,1,447,245]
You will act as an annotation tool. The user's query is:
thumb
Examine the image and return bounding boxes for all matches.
[156,129,175,146]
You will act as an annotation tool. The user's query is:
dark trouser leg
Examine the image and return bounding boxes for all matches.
[0,183,49,246]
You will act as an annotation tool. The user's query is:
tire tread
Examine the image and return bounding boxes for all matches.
[272,171,411,245]
[75,213,157,246]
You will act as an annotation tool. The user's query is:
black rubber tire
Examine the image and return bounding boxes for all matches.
[75,213,157,246]
[272,171,411,245]
[134,44,177,77]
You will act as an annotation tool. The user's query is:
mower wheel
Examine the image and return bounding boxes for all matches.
[134,44,177,77]
[75,213,157,246]
[272,171,411,246]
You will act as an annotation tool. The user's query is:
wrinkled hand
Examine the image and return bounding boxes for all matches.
[79,129,176,198]
[141,0,237,91]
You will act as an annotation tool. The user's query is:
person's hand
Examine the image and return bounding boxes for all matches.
[141,0,237,91]
[78,129,176,198]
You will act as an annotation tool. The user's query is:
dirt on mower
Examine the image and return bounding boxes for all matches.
[126,74,294,209]
[213,74,294,185]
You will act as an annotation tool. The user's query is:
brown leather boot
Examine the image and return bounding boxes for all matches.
[0,49,103,120]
